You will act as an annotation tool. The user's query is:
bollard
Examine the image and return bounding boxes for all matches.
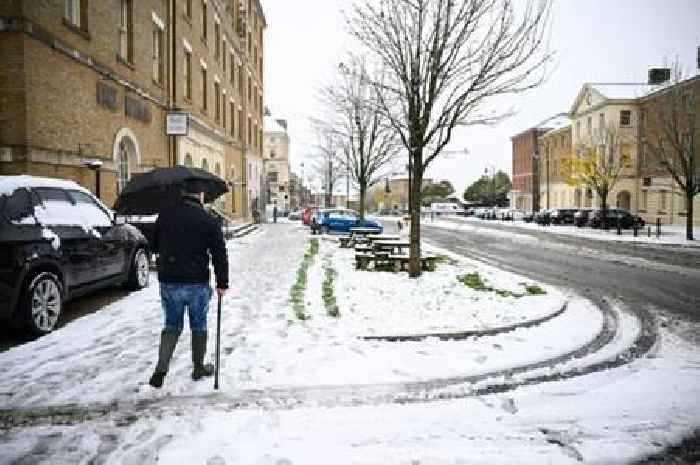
[633,225,638,237]
[648,226,651,238]
[656,218,661,238]
[616,217,621,235]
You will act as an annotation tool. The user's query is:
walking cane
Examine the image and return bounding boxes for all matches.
[214,293,222,390]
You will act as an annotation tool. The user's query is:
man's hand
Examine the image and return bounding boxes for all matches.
[216,288,227,297]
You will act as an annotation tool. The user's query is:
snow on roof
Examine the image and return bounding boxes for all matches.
[512,113,570,138]
[0,175,90,197]
[264,115,288,134]
[589,83,654,100]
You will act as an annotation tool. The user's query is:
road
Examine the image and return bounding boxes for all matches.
[386,218,700,328]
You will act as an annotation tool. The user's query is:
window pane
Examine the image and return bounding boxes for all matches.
[67,191,112,227]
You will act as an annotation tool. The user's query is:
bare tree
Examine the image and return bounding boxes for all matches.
[347,0,552,276]
[563,124,632,230]
[642,66,699,240]
[310,130,345,208]
[318,58,402,221]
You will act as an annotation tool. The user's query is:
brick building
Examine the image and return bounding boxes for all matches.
[537,117,572,210]
[0,0,265,220]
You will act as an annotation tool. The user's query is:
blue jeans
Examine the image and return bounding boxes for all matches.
[159,283,212,332]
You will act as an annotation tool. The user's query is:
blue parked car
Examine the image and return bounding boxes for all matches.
[312,209,383,234]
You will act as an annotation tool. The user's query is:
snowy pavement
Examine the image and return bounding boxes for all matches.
[1,222,699,464]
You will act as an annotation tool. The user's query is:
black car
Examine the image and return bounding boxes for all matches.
[0,177,150,335]
[549,208,578,225]
[588,208,645,229]
[573,208,593,227]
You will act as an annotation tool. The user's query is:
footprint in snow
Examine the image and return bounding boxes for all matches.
[207,455,226,465]
[474,355,488,364]
[500,397,518,414]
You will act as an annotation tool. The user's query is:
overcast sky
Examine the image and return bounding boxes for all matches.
[263,0,700,195]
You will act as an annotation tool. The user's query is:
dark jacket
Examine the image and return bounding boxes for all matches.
[152,197,229,289]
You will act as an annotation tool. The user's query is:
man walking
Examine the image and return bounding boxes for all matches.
[149,181,229,388]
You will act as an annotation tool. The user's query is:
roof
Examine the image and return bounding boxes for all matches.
[0,175,90,197]
[264,115,288,134]
[512,112,570,139]
[589,83,655,100]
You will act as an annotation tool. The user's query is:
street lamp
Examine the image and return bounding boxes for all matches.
[84,160,103,200]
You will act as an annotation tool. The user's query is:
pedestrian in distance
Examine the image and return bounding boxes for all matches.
[148,180,229,388]
[273,204,278,223]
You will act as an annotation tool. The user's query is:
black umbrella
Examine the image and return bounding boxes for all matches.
[113,166,229,215]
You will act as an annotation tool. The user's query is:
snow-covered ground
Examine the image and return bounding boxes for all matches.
[1,223,698,464]
[427,215,700,248]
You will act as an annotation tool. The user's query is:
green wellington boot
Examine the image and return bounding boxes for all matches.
[191,330,215,381]
[149,329,180,388]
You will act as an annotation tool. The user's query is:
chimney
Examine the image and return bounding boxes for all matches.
[648,68,671,85]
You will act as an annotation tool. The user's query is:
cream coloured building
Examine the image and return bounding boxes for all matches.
[263,113,291,211]
[566,83,653,212]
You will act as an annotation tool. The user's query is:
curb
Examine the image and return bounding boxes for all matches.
[362,301,568,342]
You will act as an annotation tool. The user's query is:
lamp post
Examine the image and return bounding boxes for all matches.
[84,160,103,200]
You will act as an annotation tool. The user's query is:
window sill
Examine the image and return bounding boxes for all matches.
[152,79,164,89]
[116,54,135,70]
[638,209,647,213]
[657,211,667,215]
[678,212,687,217]
[62,18,90,40]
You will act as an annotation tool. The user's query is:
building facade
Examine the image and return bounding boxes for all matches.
[262,113,290,212]
[638,74,700,226]
[538,122,574,210]
[567,83,650,215]
[0,0,266,221]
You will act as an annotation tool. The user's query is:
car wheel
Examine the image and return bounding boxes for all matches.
[321,225,330,235]
[127,247,150,290]
[21,272,63,335]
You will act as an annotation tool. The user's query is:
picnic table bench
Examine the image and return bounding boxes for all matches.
[354,239,437,272]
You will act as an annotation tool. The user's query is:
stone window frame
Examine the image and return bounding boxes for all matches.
[64,0,89,37]
[183,40,193,101]
[619,110,632,127]
[118,0,133,64]
[200,60,208,113]
[151,12,165,86]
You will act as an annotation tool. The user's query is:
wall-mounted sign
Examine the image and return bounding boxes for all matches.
[166,112,188,136]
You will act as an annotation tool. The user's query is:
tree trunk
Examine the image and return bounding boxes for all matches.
[359,182,367,226]
[687,192,694,241]
[601,194,608,230]
[408,163,423,278]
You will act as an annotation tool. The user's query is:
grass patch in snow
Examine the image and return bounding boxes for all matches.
[322,256,340,318]
[457,272,547,298]
[289,238,319,321]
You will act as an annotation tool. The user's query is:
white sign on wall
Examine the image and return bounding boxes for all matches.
[166,113,189,136]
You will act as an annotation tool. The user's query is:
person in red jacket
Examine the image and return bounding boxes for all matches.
[148,181,229,388]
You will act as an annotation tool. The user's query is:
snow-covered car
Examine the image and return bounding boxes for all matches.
[0,176,150,335]
[288,210,302,221]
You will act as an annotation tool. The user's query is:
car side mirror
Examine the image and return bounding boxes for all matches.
[114,215,127,226]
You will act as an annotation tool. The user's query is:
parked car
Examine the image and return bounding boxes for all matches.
[549,208,578,225]
[522,211,536,223]
[534,209,553,225]
[573,208,593,227]
[588,208,645,229]
[302,206,318,226]
[313,209,383,234]
[0,176,150,335]
[288,209,302,221]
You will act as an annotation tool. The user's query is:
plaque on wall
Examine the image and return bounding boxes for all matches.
[166,112,189,136]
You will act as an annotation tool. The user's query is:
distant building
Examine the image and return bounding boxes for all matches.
[510,114,568,212]
[538,116,572,210]
[263,113,291,211]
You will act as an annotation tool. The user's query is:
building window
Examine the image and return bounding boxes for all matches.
[247,116,252,145]
[152,20,164,85]
[620,110,631,127]
[201,67,208,112]
[214,21,221,61]
[230,102,235,136]
[230,53,235,84]
[586,116,592,135]
[119,0,133,62]
[184,153,193,167]
[201,158,209,172]
[599,112,605,132]
[201,0,208,41]
[222,92,227,128]
[214,81,221,123]
[65,0,88,32]
[184,49,192,100]
[641,190,647,210]
[238,108,244,140]
[659,191,667,211]
[576,121,581,138]
[222,41,227,73]
[238,64,244,96]
[185,0,192,19]
[117,141,130,194]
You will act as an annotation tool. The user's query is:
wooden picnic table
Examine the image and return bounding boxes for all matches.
[365,234,400,245]
[349,227,382,237]
[372,240,410,255]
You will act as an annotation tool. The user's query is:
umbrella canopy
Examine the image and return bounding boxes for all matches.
[113,166,229,215]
